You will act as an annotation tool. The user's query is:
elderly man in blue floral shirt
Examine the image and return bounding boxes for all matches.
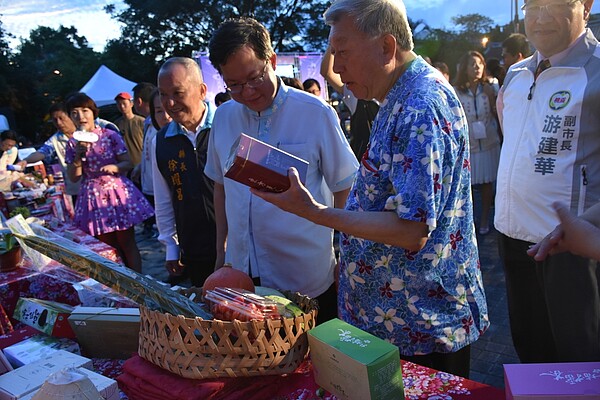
[254,0,488,378]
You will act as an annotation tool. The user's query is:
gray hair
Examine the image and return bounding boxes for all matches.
[158,57,204,84]
[324,0,414,51]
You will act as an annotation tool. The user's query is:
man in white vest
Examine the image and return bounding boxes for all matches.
[495,0,600,363]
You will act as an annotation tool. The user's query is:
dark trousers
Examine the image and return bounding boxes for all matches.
[498,233,600,363]
[401,345,471,378]
[143,194,155,228]
[181,253,216,288]
[313,283,338,324]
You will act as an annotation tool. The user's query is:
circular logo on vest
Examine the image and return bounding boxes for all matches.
[549,91,571,110]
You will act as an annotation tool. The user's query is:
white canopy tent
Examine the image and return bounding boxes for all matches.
[79,65,137,107]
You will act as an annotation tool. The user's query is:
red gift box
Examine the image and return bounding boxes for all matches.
[225,133,309,193]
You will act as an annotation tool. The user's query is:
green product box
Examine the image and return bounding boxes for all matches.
[307,318,404,400]
[13,298,75,339]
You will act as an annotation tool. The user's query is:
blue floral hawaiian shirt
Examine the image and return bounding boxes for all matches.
[339,57,489,355]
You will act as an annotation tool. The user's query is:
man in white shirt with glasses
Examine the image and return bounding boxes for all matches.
[205,17,358,323]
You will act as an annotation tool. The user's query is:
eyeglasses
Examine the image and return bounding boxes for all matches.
[521,0,582,17]
[224,62,269,94]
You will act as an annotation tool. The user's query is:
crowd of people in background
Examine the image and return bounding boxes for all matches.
[1,0,598,380]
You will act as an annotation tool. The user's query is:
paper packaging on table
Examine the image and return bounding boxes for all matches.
[2,335,80,368]
[0,350,91,400]
[12,298,75,339]
[20,367,119,400]
[68,306,140,359]
[0,326,38,351]
[50,198,65,222]
[307,318,404,400]
[504,362,600,400]
[225,133,309,193]
[0,351,11,375]
[73,278,131,307]
[6,215,211,319]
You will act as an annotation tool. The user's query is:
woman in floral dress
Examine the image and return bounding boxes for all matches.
[65,93,154,272]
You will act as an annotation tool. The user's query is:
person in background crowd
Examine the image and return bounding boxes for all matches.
[485,57,506,91]
[114,92,145,167]
[0,130,21,189]
[65,93,153,273]
[133,87,163,238]
[433,61,450,81]
[149,89,173,131]
[303,78,322,96]
[320,45,379,160]
[151,57,217,287]
[132,82,156,134]
[64,92,120,134]
[280,76,304,90]
[454,51,501,236]
[0,130,19,170]
[495,0,599,363]
[214,91,232,107]
[144,89,173,218]
[206,17,359,323]
[131,83,157,235]
[502,33,531,70]
[16,103,80,201]
[528,202,600,262]
[253,0,488,378]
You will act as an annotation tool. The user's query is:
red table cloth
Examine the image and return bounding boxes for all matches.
[0,219,127,325]
[114,354,504,400]
[0,219,504,400]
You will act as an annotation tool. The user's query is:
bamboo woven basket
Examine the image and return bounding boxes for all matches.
[138,291,318,379]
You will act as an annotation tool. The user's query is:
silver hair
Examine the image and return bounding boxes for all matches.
[158,57,204,84]
[324,0,414,51]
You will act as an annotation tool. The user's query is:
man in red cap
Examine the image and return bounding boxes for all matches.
[114,91,145,167]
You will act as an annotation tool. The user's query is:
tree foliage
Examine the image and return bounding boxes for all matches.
[0,20,16,111]
[0,5,521,141]
[9,26,100,138]
[106,0,330,66]
[452,13,495,35]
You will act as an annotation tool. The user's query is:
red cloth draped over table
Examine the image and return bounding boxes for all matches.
[0,219,130,327]
[0,263,83,321]
[50,222,124,263]
[116,354,504,400]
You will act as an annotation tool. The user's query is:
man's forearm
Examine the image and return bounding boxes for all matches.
[310,206,429,251]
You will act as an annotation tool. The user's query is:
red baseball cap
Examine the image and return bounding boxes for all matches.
[114,92,132,100]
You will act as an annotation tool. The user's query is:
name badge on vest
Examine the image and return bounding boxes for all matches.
[471,121,487,140]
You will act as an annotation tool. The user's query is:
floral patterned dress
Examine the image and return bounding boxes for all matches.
[65,127,154,236]
[339,58,489,355]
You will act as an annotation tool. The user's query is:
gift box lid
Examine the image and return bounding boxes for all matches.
[204,288,282,322]
[504,362,600,397]
[308,318,399,365]
[224,133,309,193]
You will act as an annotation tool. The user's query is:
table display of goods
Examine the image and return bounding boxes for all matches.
[204,287,282,322]
[1,178,65,219]
[138,285,319,380]
[6,217,320,384]
[5,215,210,319]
